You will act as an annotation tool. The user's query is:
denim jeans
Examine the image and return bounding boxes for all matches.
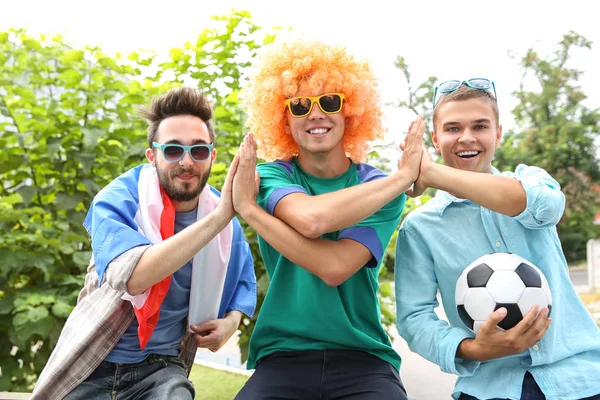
[235,349,408,400]
[458,371,600,400]
[64,354,195,400]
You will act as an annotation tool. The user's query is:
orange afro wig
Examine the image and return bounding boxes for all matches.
[242,39,384,162]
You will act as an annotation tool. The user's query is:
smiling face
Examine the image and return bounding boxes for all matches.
[145,114,216,210]
[284,90,347,161]
[431,98,502,173]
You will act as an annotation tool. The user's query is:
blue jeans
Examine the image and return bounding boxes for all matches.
[235,349,408,400]
[64,354,195,400]
[458,371,600,400]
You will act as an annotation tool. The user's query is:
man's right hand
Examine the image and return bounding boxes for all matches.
[216,152,240,222]
[457,305,551,362]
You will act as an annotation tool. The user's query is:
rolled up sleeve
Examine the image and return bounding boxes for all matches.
[508,164,565,229]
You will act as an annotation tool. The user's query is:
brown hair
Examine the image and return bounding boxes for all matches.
[433,85,499,129]
[140,87,215,147]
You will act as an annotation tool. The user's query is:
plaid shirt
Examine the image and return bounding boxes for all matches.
[31,245,199,400]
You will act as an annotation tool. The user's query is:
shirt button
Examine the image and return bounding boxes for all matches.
[495,241,501,247]
[533,345,539,351]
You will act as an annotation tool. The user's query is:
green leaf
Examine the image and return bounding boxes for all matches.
[214,105,229,119]
[55,191,84,210]
[0,193,23,206]
[73,251,92,267]
[13,306,49,326]
[0,356,19,387]
[82,127,104,150]
[379,282,393,298]
[58,69,83,84]
[25,293,43,306]
[51,301,73,318]
[0,369,13,391]
[0,297,15,315]
[11,315,53,348]
[63,49,84,62]
[56,274,85,287]
[17,185,38,206]
[0,32,9,43]
[75,153,96,174]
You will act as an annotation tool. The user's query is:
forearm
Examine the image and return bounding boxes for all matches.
[291,170,412,237]
[127,209,232,295]
[241,203,364,286]
[425,164,526,216]
[225,310,243,326]
[397,303,478,374]
[456,338,486,361]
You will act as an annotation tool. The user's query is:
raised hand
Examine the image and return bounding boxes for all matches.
[459,305,551,362]
[216,153,240,221]
[232,133,260,216]
[397,115,425,185]
[402,143,434,198]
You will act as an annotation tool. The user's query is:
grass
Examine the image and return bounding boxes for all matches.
[580,291,600,304]
[579,292,600,326]
[188,365,249,399]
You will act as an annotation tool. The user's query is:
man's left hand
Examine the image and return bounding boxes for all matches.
[232,133,260,216]
[191,311,242,352]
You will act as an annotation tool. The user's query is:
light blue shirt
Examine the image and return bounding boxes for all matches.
[395,164,600,400]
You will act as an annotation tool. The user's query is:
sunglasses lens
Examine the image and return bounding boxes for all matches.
[468,78,491,90]
[289,98,312,116]
[190,146,210,161]
[319,94,342,113]
[163,145,184,161]
[438,80,462,93]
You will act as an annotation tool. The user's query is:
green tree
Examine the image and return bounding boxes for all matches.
[495,31,600,261]
[392,32,600,264]
[391,56,437,148]
[0,11,275,389]
[0,28,160,391]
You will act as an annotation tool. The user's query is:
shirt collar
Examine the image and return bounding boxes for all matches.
[433,166,501,216]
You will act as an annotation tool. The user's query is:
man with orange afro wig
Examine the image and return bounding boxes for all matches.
[231,38,425,399]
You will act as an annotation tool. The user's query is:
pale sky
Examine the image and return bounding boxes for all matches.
[2,0,599,146]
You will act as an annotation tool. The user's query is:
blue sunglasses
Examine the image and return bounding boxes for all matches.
[152,141,213,163]
[432,78,497,107]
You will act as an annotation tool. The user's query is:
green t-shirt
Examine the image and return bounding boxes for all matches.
[247,158,406,370]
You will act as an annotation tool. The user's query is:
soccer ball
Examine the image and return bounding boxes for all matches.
[455,252,552,334]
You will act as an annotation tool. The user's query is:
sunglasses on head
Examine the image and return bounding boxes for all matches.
[285,93,345,117]
[432,78,496,107]
[152,141,213,163]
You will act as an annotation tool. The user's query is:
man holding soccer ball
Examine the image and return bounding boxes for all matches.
[394,79,600,399]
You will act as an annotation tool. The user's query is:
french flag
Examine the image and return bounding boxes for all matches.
[84,164,247,349]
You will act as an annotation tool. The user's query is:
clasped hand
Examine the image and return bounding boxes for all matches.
[397,115,433,197]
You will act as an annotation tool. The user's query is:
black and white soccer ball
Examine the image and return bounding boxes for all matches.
[455,252,552,333]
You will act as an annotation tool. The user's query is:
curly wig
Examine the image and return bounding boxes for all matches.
[242,39,384,162]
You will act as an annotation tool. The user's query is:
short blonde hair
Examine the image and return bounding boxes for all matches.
[242,39,384,162]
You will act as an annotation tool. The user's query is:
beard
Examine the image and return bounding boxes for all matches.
[156,162,212,203]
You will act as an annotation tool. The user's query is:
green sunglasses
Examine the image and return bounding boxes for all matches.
[152,141,213,162]
[432,78,497,107]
